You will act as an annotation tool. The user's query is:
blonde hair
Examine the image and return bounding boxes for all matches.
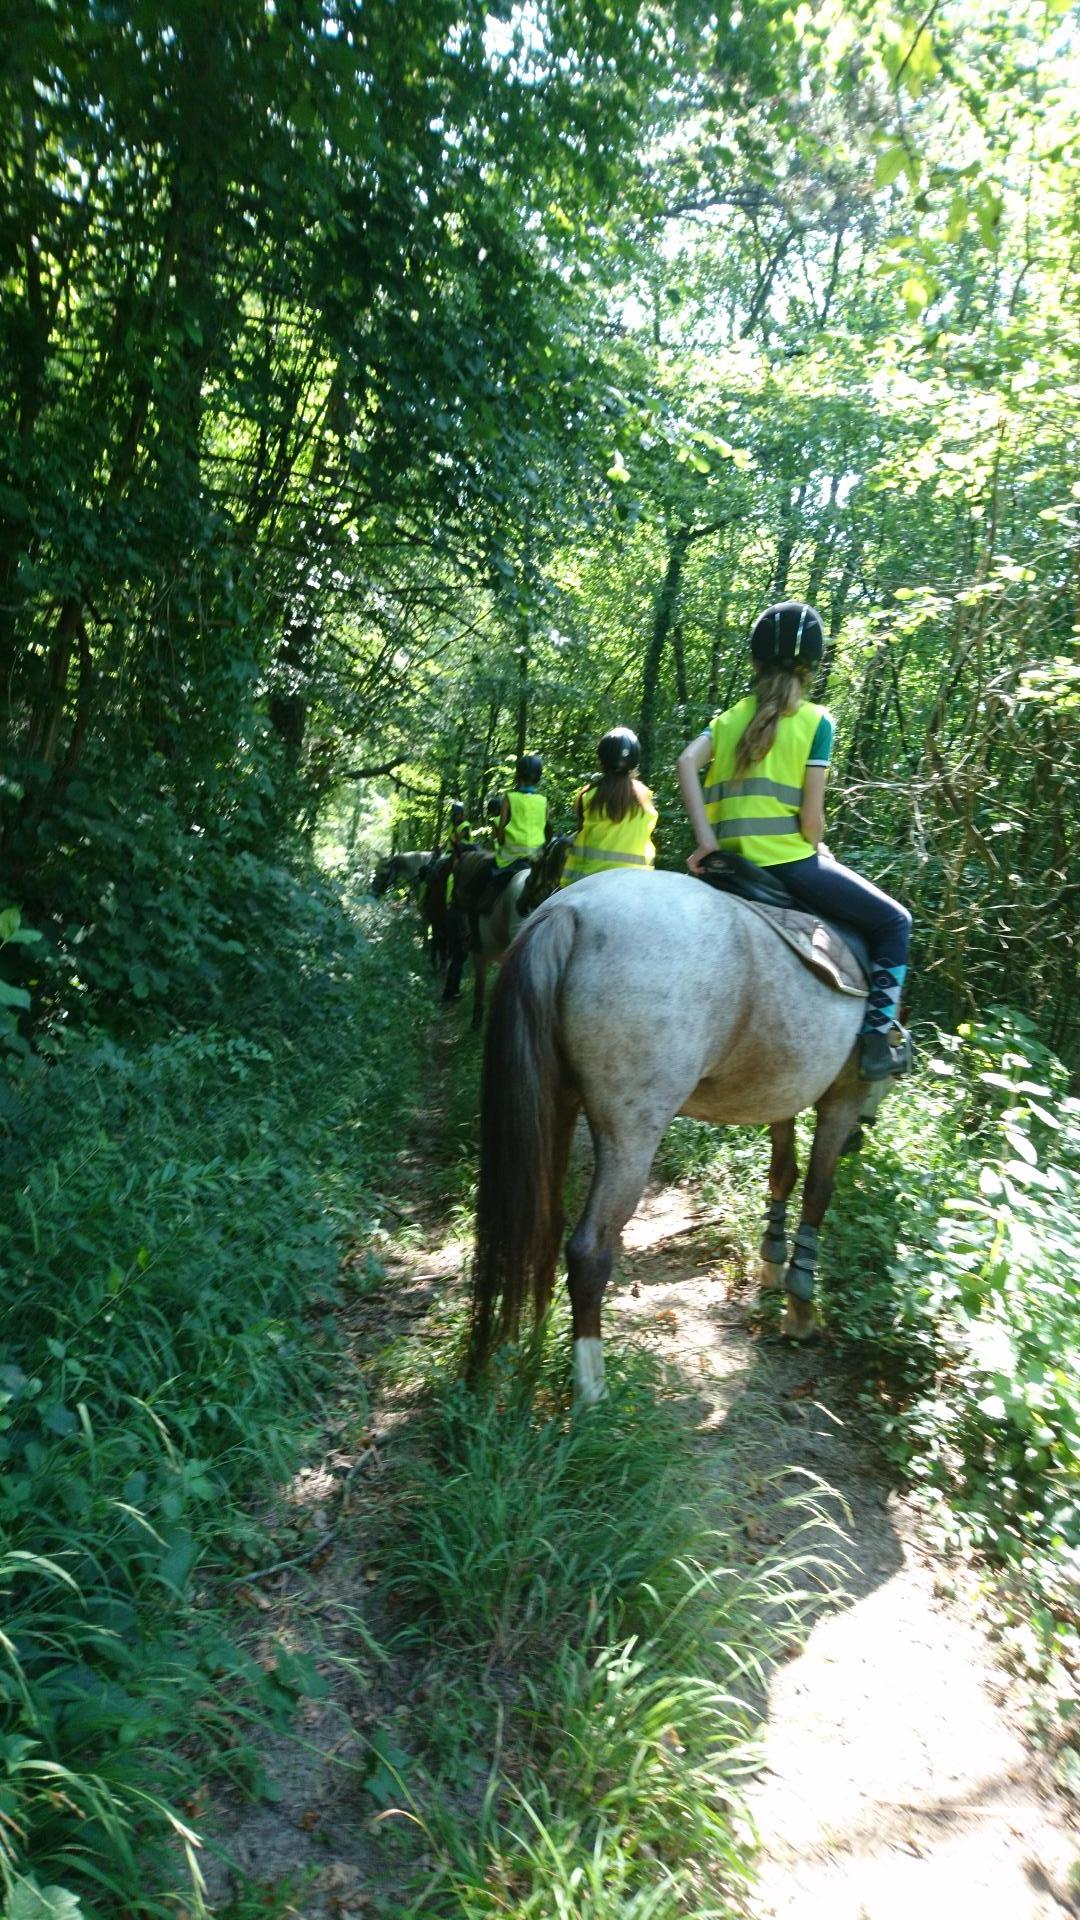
[733,667,811,775]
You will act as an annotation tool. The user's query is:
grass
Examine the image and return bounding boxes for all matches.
[0,894,433,1916]
[363,1323,846,1920]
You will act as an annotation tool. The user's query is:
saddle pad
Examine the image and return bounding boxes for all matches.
[740,900,868,998]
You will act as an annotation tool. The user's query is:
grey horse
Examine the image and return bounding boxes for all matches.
[469,869,893,1403]
[371,850,432,898]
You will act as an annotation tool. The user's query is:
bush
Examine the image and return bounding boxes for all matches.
[0,890,429,1914]
[822,1009,1080,1652]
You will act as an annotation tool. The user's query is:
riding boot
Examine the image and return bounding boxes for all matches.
[859,963,911,1081]
[858,1025,914,1081]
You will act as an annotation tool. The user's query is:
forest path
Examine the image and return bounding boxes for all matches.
[613,1185,1079,1920]
[200,1013,1077,1917]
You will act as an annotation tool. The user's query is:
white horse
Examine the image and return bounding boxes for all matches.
[469,869,892,1403]
[371,850,432,898]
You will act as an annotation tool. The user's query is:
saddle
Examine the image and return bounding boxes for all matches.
[698,851,870,999]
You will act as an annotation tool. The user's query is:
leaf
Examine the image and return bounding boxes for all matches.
[978,1394,1008,1422]
[901,275,930,315]
[274,1647,330,1700]
[158,1529,199,1592]
[1002,1126,1037,1166]
[362,1727,411,1808]
[944,192,968,243]
[6,1879,87,1920]
[0,982,30,1009]
[875,144,907,189]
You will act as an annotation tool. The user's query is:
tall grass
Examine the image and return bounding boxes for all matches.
[370,1330,845,1919]
[0,894,430,1915]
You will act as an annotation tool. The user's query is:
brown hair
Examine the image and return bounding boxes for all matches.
[582,771,650,825]
[733,666,811,775]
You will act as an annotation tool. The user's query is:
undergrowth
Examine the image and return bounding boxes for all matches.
[0,890,430,1916]
[367,1328,844,1919]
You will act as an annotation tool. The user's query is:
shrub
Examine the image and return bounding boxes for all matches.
[0,891,429,1913]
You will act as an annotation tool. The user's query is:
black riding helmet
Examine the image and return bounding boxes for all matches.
[749,602,825,669]
[516,752,543,785]
[449,799,466,824]
[598,726,640,775]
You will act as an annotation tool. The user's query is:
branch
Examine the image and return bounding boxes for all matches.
[343,757,407,780]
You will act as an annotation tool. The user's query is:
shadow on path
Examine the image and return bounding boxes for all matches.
[607,1187,1079,1920]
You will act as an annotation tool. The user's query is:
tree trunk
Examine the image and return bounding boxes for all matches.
[639,525,689,782]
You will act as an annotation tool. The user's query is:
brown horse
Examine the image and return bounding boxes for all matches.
[469,869,894,1402]
[419,855,455,972]
[444,837,571,1029]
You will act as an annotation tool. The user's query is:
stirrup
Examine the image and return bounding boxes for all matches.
[859,1025,914,1081]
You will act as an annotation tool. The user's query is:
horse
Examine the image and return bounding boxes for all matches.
[469,868,895,1404]
[443,837,571,1030]
[419,854,454,972]
[371,850,432,898]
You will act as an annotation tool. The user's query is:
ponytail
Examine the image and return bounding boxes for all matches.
[733,667,811,775]
[588,771,649,824]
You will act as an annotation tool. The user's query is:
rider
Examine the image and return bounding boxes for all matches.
[494,753,547,870]
[452,762,547,959]
[676,601,911,1081]
[561,727,657,886]
[446,799,470,858]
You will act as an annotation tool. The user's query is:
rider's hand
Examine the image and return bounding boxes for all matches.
[687,843,718,875]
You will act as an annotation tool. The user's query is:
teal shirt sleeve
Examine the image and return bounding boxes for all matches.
[806,711,834,767]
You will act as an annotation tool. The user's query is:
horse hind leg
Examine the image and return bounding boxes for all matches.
[782,1091,863,1341]
[566,1124,663,1407]
[533,1091,580,1326]
[760,1118,798,1295]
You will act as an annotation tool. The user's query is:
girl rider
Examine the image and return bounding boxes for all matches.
[561,727,657,886]
[676,601,911,1082]
[446,799,470,858]
[494,753,547,869]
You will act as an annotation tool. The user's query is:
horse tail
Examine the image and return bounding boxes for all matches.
[469,903,577,1377]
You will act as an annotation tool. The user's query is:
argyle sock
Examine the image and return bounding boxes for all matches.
[861,963,907,1035]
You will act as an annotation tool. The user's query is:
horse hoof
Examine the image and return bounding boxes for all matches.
[780,1296,821,1342]
[758,1258,783,1293]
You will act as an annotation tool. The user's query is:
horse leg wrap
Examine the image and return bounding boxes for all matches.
[785,1223,820,1303]
[759,1199,789,1267]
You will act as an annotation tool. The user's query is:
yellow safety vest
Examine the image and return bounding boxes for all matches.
[704,697,824,866]
[495,789,547,868]
[561,787,658,886]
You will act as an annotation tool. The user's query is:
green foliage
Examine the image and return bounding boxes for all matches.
[372,1331,842,1918]
[0,893,429,1912]
[821,1010,1080,1653]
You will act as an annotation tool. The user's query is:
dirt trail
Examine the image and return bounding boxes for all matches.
[615,1188,1080,1920]
[201,1038,1078,1916]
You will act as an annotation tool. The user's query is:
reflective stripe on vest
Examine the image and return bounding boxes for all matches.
[560,788,658,886]
[704,696,823,867]
[495,789,547,868]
